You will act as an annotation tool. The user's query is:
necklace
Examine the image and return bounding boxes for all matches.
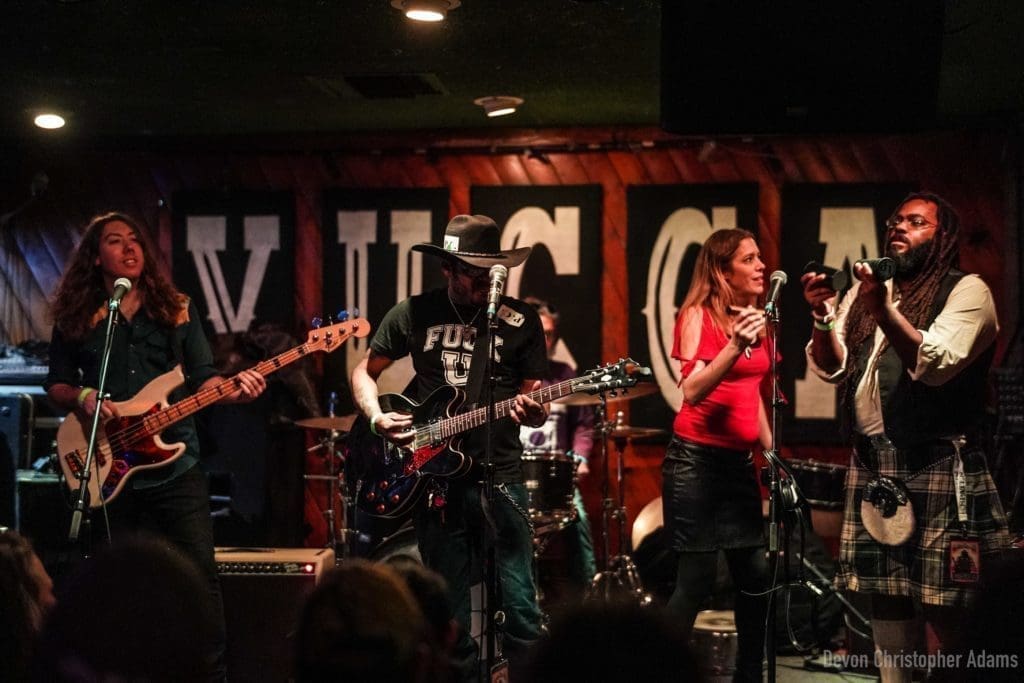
[448,292,482,337]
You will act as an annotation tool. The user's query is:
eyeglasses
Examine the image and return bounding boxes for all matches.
[885,214,938,232]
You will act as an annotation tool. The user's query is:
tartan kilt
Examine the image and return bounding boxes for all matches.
[836,439,1010,607]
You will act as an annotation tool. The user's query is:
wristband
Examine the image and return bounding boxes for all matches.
[76,387,95,407]
[369,412,383,436]
[813,319,836,332]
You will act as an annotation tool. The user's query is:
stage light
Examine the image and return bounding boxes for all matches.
[391,0,460,22]
[34,113,66,130]
[473,96,523,118]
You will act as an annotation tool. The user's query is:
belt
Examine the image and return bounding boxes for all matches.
[853,433,960,475]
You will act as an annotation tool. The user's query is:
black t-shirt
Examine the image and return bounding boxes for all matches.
[370,287,548,482]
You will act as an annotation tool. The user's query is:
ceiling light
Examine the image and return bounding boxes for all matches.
[34,113,66,130]
[474,96,523,118]
[391,0,460,22]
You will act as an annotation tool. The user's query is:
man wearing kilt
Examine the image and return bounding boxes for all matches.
[800,192,1009,682]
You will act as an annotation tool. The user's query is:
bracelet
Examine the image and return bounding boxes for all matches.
[811,303,835,324]
[369,412,383,436]
[813,319,836,332]
[76,387,95,407]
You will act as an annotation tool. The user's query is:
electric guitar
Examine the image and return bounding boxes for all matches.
[57,317,370,507]
[352,358,649,518]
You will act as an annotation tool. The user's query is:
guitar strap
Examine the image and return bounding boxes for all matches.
[462,320,491,409]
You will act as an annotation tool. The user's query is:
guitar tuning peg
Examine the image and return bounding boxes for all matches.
[311,316,323,329]
[351,307,360,319]
[336,309,349,322]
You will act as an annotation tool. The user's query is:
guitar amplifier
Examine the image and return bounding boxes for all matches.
[215,547,334,683]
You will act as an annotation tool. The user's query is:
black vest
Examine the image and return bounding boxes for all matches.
[849,269,995,449]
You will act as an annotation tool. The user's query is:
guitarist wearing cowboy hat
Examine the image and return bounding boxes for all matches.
[352,214,549,682]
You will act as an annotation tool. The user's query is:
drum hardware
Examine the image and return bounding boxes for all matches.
[588,407,657,605]
[522,451,578,535]
[295,414,358,433]
[299,397,357,562]
[691,610,738,677]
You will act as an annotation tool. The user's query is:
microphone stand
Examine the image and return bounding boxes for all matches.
[763,301,784,683]
[482,309,505,680]
[68,295,122,547]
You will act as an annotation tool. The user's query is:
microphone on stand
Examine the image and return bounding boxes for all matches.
[108,277,132,310]
[853,257,896,282]
[763,270,788,317]
[486,265,508,319]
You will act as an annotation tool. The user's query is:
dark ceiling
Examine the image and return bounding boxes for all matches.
[1,0,1022,147]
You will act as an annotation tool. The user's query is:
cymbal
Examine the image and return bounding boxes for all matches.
[295,414,357,432]
[605,424,667,440]
[554,381,660,407]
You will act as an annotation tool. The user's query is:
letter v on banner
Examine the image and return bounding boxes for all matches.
[186,215,280,334]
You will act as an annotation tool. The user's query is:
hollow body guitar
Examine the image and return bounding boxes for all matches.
[353,358,647,518]
[56,318,369,507]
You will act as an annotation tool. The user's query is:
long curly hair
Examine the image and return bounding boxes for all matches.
[840,192,961,395]
[677,228,761,336]
[49,212,187,341]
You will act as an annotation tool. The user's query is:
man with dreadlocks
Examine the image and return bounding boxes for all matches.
[801,192,1009,682]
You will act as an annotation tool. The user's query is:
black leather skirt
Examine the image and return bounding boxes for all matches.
[661,436,765,552]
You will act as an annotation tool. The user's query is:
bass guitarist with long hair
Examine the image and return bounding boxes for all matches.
[44,212,266,681]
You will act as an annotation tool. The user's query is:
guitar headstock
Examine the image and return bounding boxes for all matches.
[305,311,372,352]
[574,357,652,396]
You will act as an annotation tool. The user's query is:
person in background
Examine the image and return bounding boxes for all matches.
[295,559,431,683]
[0,528,56,682]
[351,215,548,681]
[519,297,597,597]
[664,228,771,682]
[44,211,266,681]
[802,192,1008,682]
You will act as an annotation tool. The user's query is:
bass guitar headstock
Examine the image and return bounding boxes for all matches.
[306,310,371,353]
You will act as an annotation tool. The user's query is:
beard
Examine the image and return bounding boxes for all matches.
[885,239,932,277]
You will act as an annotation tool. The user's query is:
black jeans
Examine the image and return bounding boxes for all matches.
[103,464,226,682]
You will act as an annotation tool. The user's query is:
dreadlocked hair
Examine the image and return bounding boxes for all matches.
[50,212,188,342]
[839,192,961,401]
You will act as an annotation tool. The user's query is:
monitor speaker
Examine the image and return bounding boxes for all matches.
[216,547,335,683]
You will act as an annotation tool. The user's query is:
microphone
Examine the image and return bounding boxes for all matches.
[763,270,788,316]
[486,265,508,319]
[108,277,132,310]
[853,257,896,282]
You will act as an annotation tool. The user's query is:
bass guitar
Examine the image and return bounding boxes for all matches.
[57,317,370,507]
[352,358,649,518]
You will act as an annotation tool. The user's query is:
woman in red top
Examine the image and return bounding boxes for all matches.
[663,228,771,683]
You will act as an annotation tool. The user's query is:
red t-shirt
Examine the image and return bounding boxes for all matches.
[671,307,770,450]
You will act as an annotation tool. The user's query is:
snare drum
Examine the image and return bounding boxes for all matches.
[789,459,847,509]
[691,610,738,676]
[521,451,577,532]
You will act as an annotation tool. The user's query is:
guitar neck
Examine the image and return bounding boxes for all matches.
[435,377,580,440]
[139,338,335,437]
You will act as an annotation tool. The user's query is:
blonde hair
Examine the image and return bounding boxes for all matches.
[678,228,759,336]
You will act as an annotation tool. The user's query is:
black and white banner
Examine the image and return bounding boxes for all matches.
[321,188,450,401]
[627,184,760,429]
[779,183,913,443]
[172,191,295,339]
[471,185,604,375]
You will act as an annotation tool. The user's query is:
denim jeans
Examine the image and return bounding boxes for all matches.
[104,464,226,682]
[414,481,541,681]
[566,488,597,588]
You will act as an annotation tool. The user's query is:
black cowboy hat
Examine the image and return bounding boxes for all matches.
[411,214,531,268]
